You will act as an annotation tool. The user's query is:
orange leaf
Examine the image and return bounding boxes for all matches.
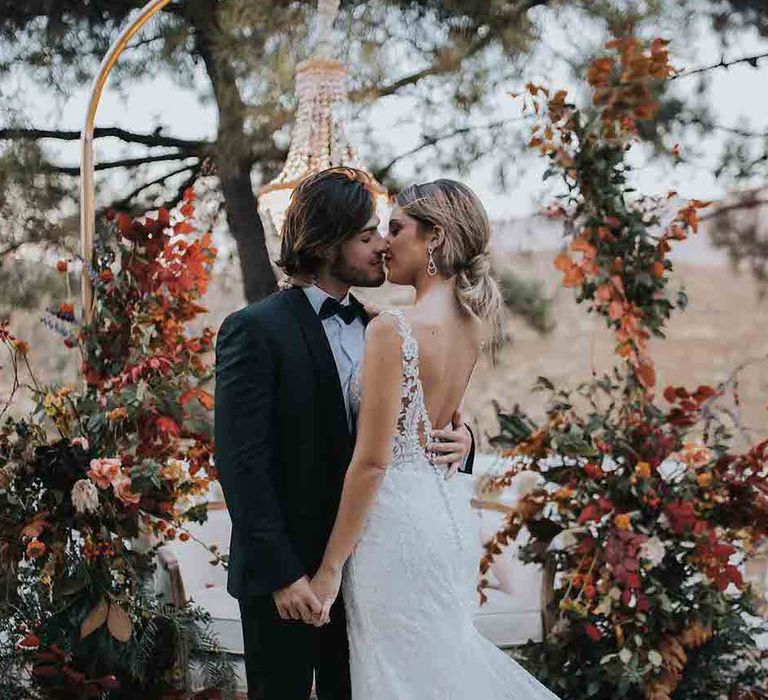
[21,512,49,540]
[106,603,132,643]
[608,300,624,321]
[173,221,194,234]
[636,358,657,388]
[596,284,614,302]
[570,235,595,255]
[180,388,214,411]
[554,251,572,272]
[563,266,585,288]
[80,598,109,639]
[196,390,214,411]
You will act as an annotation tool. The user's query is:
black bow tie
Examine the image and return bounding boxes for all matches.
[319,297,366,325]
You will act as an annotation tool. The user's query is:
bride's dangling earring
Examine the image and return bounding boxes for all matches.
[426,246,438,277]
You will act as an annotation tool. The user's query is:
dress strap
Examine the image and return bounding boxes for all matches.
[378,309,432,441]
[378,309,419,377]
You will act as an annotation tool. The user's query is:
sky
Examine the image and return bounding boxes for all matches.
[5,4,768,228]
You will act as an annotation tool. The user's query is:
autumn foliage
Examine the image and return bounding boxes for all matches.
[484,35,768,700]
[521,35,710,393]
[0,189,235,697]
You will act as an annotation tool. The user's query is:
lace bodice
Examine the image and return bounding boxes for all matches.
[349,308,435,468]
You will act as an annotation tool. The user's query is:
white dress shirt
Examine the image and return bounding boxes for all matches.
[302,284,365,431]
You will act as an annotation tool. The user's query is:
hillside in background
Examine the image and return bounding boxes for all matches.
[3,219,766,450]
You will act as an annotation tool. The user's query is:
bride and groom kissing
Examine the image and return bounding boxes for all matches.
[214,168,560,699]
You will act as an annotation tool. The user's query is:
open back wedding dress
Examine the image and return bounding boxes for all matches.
[343,309,560,699]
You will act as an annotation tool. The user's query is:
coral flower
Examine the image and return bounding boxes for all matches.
[88,457,122,489]
[26,539,46,559]
[113,476,141,506]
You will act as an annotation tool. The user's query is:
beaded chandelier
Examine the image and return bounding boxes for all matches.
[257,0,389,240]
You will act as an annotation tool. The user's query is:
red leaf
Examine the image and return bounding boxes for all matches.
[17,634,40,649]
[156,416,181,437]
[116,212,132,235]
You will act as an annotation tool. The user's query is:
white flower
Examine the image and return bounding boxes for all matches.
[601,454,620,473]
[648,650,662,667]
[543,502,559,520]
[594,597,613,616]
[71,479,99,514]
[515,471,542,497]
[639,537,666,568]
[658,457,686,483]
[619,648,633,664]
[71,436,89,451]
[548,527,581,552]
[537,454,564,472]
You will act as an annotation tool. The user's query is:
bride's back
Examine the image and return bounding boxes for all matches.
[402,307,482,431]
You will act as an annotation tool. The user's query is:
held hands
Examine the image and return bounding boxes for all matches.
[428,409,472,479]
[273,575,323,623]
[308,564,343,627]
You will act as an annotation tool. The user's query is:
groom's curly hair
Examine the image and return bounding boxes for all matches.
[277,167,377,278]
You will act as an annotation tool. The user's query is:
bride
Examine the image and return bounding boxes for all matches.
[309,179,561,699]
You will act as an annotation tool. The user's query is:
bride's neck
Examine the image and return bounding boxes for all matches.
[413,275,456,310]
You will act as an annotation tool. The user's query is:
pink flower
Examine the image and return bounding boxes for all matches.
[113,475,140,506]
[71,436,89,451]
[87,458,122,489]
[678,442,712,469]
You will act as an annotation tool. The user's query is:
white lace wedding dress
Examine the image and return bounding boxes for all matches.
[343,309,560,699]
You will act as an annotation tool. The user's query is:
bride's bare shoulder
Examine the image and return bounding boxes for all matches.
[363,312,402,349]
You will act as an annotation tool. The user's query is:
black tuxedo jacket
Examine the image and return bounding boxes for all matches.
[213,287,474,601]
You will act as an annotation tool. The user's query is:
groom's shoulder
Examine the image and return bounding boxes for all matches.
[221,288,298,331]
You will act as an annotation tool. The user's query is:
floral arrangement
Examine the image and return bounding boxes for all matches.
[482,35,768,700]
[0,189,235,698]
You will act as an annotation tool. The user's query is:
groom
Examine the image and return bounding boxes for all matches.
[214,167,475,700]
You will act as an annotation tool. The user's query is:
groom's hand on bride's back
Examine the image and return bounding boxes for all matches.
[428,409,472,479]
[272,575,323,623]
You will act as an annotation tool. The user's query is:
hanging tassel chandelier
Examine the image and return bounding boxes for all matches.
[257,0,389,240]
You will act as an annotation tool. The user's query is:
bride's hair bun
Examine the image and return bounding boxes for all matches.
[396,180,502,345]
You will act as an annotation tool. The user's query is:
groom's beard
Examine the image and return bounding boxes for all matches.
[329,252,386,288]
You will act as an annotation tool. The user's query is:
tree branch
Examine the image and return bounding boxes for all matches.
[111,161,200,210]
[0,240,27,258]
[673,51,768,80]
[50,152,198,175]
[0,126,210,151]
[374,118,521,179]
[349,32,494,101]
[168,166,205,211]
[677,115,767,139]
[700,196,768,222]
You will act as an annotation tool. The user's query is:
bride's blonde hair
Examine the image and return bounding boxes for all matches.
[396,179,503,345]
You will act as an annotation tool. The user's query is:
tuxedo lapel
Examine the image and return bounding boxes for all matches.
[284,288,351,448]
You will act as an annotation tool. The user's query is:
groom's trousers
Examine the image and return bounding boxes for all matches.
[239,593,352,700]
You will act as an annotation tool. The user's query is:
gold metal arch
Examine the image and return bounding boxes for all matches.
[79,0,174,324]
